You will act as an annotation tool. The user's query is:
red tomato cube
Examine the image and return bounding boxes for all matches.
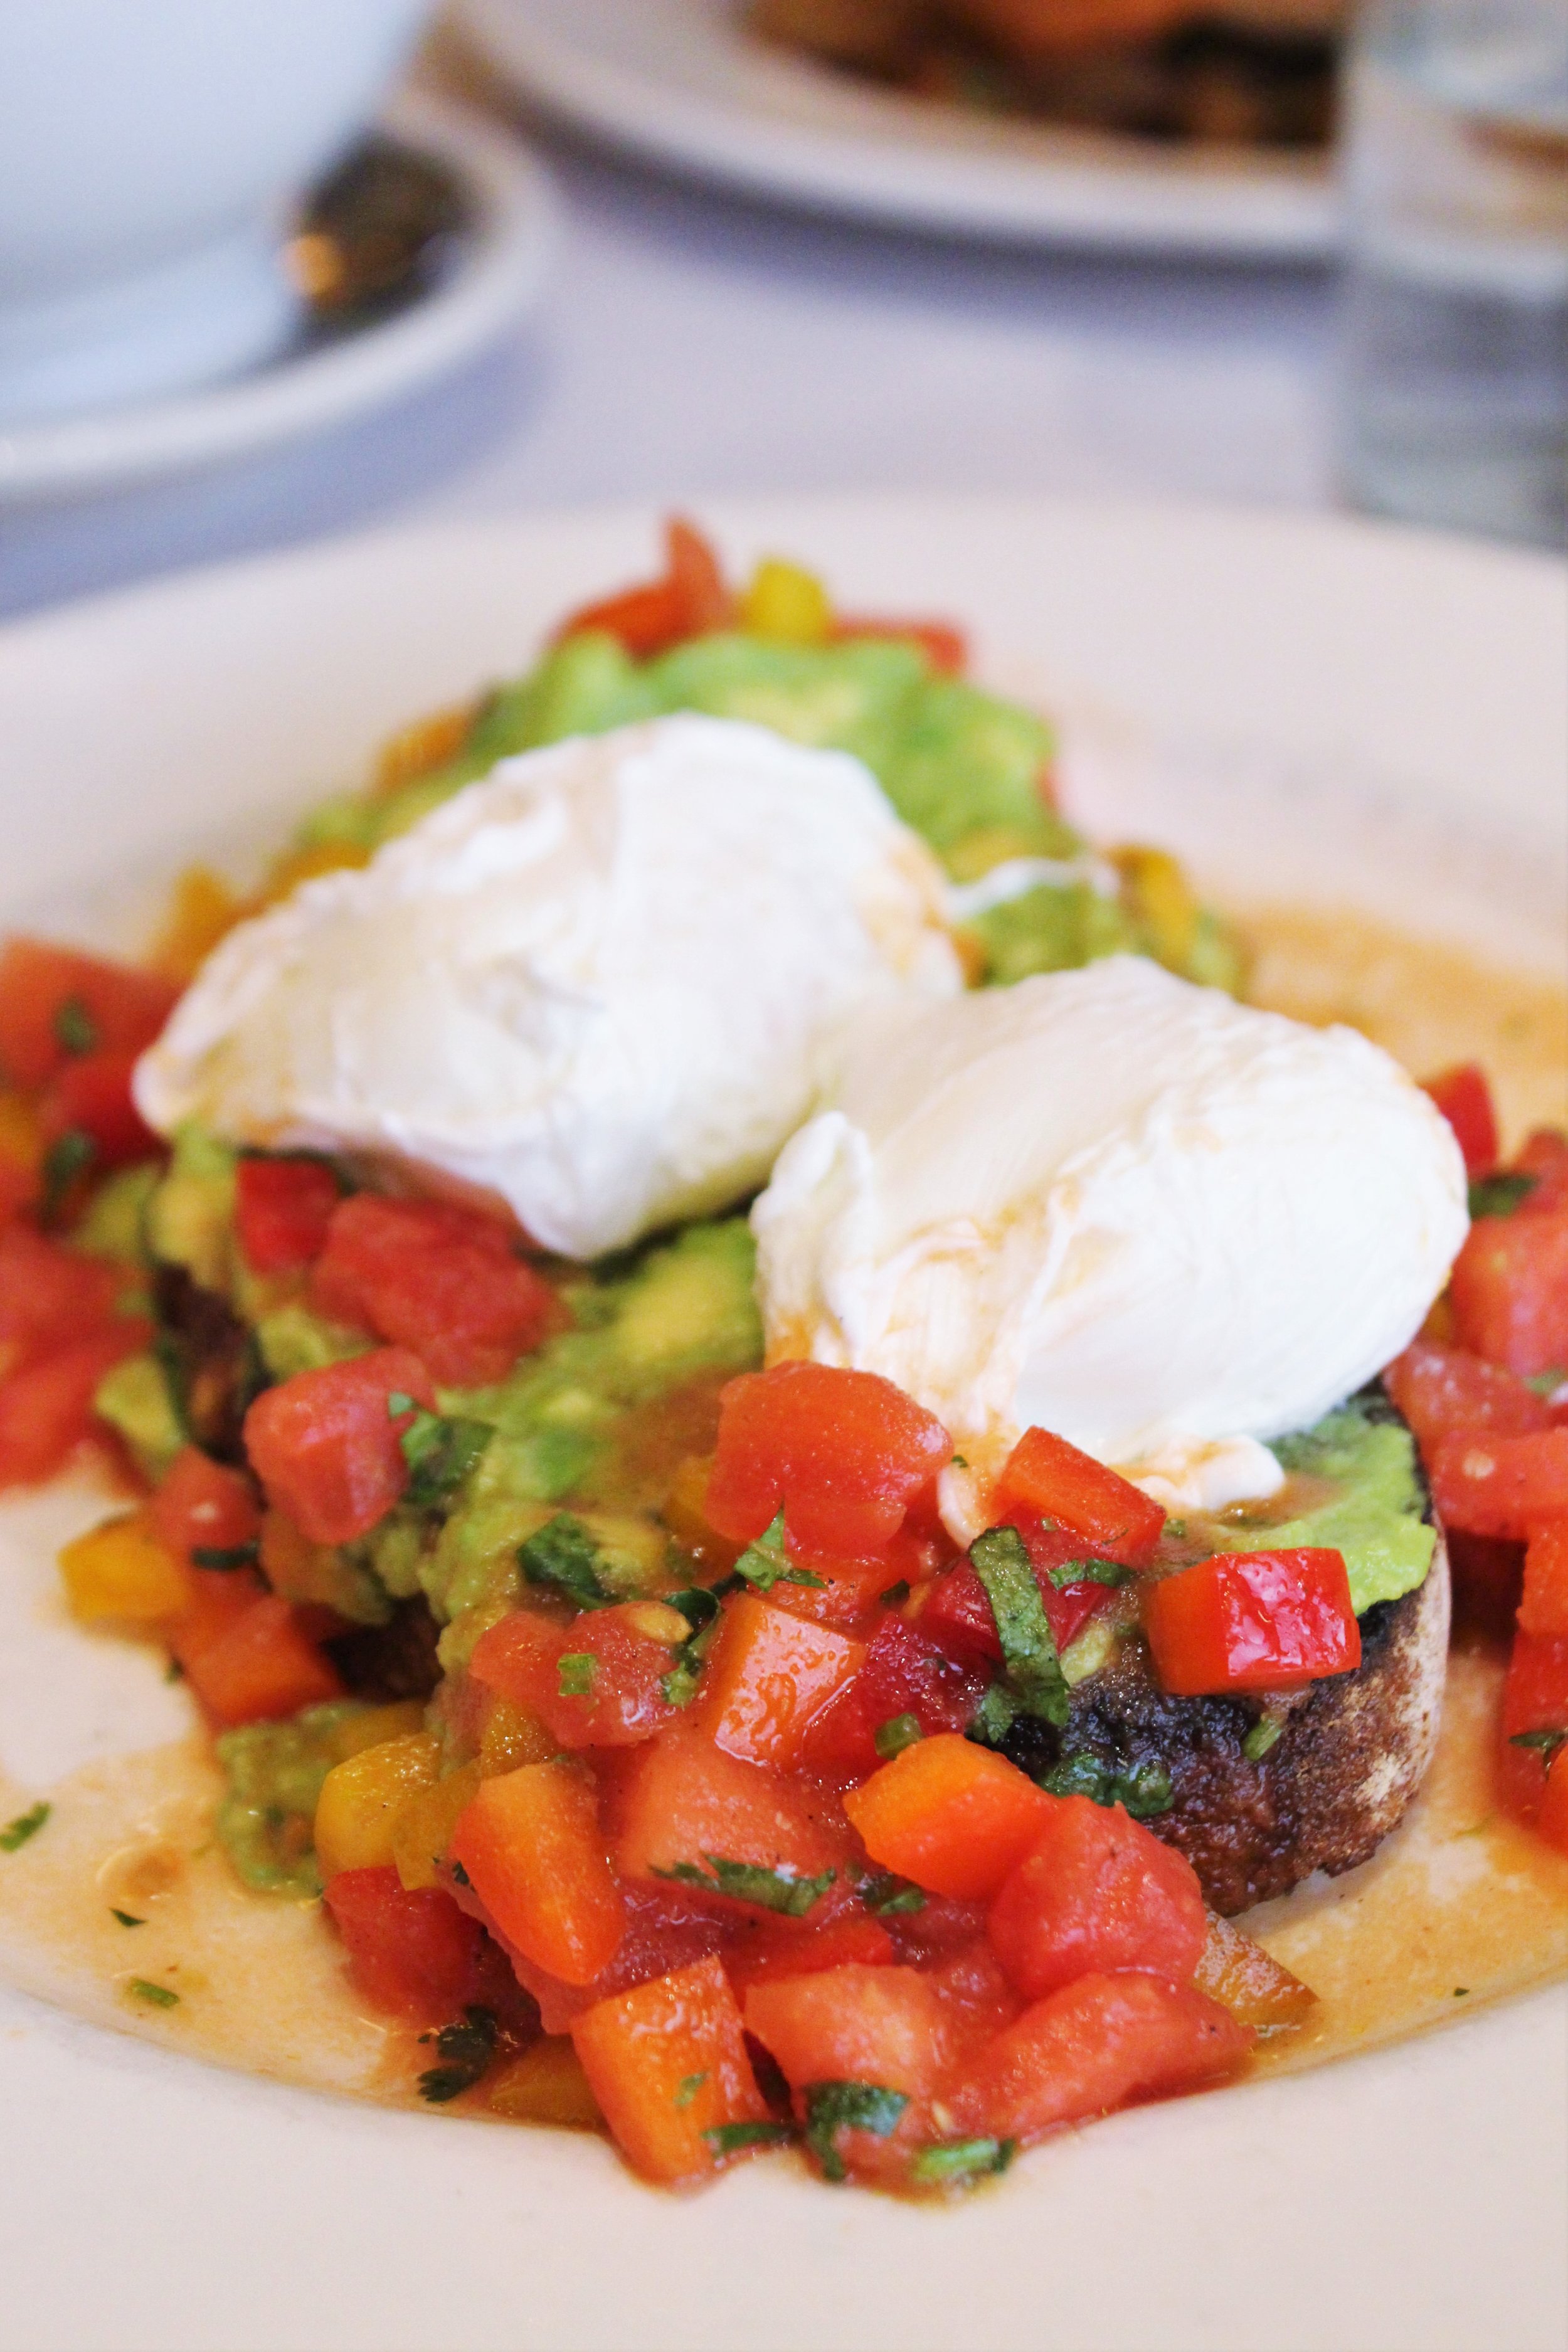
[149,1444,260,1566]
[612,1725,846,1902]
[1498,1631,1568,1823]
[696,1592,865,1771]
[171,1587,341,1725]
[0,938,179,1091]
[0,1224,122,1366]
[470,1602,681,1749]
[0,1322,148,1488]
[704,1360,953,1559]
[324,1865,488,2019]
[310,1193,558,1386]
[1519,1519,1568,1640]
[987,1793,1208,1999]
[801,1612,987,1777]
[1421,1063,1498,1178]
[996,1428,1165,1567]
[1449,1209,1568,1380]
[241,1346,435,1545]
[38,1047,161,1172]
[1143,1547,1360,1695]
[1429,1429,1568,1542]
[1516,1130,1568,1216]
[744,1963,949,2097]
[235,1156,341,1273]
[1383,1338,1552,1449]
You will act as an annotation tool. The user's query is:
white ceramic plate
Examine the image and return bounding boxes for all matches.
[1,497,1565,2352]
[0,95,556,507]
[457,0,1340,261]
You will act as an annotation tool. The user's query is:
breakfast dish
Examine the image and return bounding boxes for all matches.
[0,517,1564,2206]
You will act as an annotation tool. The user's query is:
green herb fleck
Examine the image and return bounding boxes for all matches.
[109,1907,146,1928]
[968,1526,1069,1729]
[652,1853,835,1917]
[558,1651,597,1698]
[519,1513,618,1611]
[417,2005,498,2104]
[1037,1751,1173,1818]
[674,2072,709,2109]
[660,1589,723,1707]
[1525,1369,1565,1397]
[165,1657,184,1683]
[1,1801,50,1853]
[1510,1726,1568,1769]
[970,1681,1017,1745]
[733,1508,825,1594]
[52,996,99,1056]
[1454,1987,1470,1997]
[1243,1714,1285,1762]
[1046,1559,1132,1589]
[128,1978,179,2009]
[859,1873,926,1916]
[42,1127,96,1219]
[803,2082,909,2183]
[874,1712,924,1761]
[703,2120,796,2156]
[393,1404,493,1508]
[450,1858,470,1887]
[909,2137,1015,2186]
[1468,1172,1539,1219]
[191,1542,260,1571]
[879,1579,911,1609]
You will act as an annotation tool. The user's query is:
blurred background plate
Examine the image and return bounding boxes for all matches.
[457,0,1340,260]
[0,94,556,506]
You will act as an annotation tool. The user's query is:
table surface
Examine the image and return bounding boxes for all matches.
[0,58,1340,626]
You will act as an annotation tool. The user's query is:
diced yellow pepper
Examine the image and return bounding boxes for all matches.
[391,1761,481,1891]
[1113,844,1199,971]
[487,2037,605,2129]
[58,1512,191,1624]
[328,1700,428,1763]
[373,702,474,796]
[740,557,832,645]
[479,1695,558,1777]
[152,866,245,981]
[314,1732,441,1880]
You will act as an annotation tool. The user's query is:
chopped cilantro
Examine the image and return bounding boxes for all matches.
[558,1651,597,1698]
[52,996,99,1056]
[803,2082,909,2182]
[859,1873,926,1916]
[1525,1369,1565,1397]
[970,1682,1017,1745]
[417,2006,497,2102]
[950,1456,968,1470]
[732,1508,825,1594]
[652,1853,835,1917]
[1,1801,50,1853]
[1510,1726,1568,1769]
[1243,1714,1285,1762]
[873,1712,924,1761]
[42,1127,96,1219]
[1046,1559,1131,1589]
[703,2120,796,2156]
[109,1908,146,1928]
[519,1513,617,1611]
[879,1579,911,1609]
[395,1406,493,1508]
[450,1858,470,1887]
[666,1587,722,1635]
[660,1588,723,1707]
[968,1527,1069,1729]
[1454,1987,1470,1997]
[910,2137,1015,2186]
[191,1542,261,1571]
[674,2072,709,2109]
[1037,1751,1173,1819]
[1468,1172,1539,1219]
[165,1658,184,1683]
[128,1978,179,2009]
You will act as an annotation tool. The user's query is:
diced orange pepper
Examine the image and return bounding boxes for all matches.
[1192,1912,1318,2034]
[450,1761,626,1987]
[744,1964,948,2097]
[842,1734,1052,1900]
[697,1592,865,1769]
[1519,1518,1568,1640]
[170,1584,343,1726]
[569,1954,770,2185]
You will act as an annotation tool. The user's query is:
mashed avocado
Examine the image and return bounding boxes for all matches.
[1209,1396,1435,1616]
[215,1700,384,1897]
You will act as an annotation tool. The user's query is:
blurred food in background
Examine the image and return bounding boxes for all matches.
[750,0,1346,146]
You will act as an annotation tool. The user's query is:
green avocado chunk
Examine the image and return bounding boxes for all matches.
[1210,1399,1436,1617]
[213,1701,376,1898]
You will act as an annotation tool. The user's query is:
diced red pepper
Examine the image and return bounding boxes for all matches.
[843,1735,1052,1902]
[503,1877,739,2038]
[995,1428,1165,1567]
[241,1346,435,1545]
[235,1155,341,1274]
[1449,1209,1568,1380]
[801,1612,987,1777]
[553,517,732,659]
[148,1444,260,1566]
[1428,1429,1568,1542]
[986,1794,1208,1999]
[169,1584,342,1724]
[469,1602,680,1749]
[1498,1632,1568,1823]
[323,1865,489,2019]
[941,1971,1253,2145]
[1519,1519,1568,1641]
[450,1761,627,1987]
[1383,1337,1552,1449]
[1143,1547,1360,1696]
[0,1320,149,1488]
[1421,1063,1498,1177]
[744,1963,949,2097]
[0,937,179,1091]
[570,1955,769,2186]
[696,1592,865,1771]
[705,1360,953,1559]
[919,1514,1120,1670]
[832,615,967,674]
[310,1193,558,1387]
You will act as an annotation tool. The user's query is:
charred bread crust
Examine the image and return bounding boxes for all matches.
[997,1385,1450,1915]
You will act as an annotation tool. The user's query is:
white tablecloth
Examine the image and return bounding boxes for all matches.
[0,87,1338,622]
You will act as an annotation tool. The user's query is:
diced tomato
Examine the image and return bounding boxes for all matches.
[570,1954,769,2186]
[987,1794,1208,1999]
[1516,1130,1568,1216]
[0,1224,122,1369]
[323,1865,489,2019]
[1520,1519,1568,1640]
[148,1444,260,1566]
[705,1360,953,1559]
[941,1971,1253,2144]
[0,1320,149,1487]
[1538,1748,1568,1857]
[1428,1429,1568,1542]
[553,517,732,659]
[241,1346,435,1545]
[0,937,179,1091]
[469,1602,680,1749]
[832,615,967,674]
[310,1193,558,1387]
[801,1612,987,1777]
[1383,1338,1552,1449]
[726,1912,896,1989]
[843,1735,1052,1902]
[502,1877,739,2037]
[919,1515,1120,1670]
[0,1153,37,1229]
[37,1047,160,1172]
[1421,1063,1498,1177]
[169,1584,342,1724]
[235,1155,341,1273]
[1449,1208,1568,1380]
[923,1938,1024,2069]
[612,1724,847,1905]
[995,1428,1165,1567]
[1143,1548,1361,1697]
[697,1592,865,1771]
[450,1761,626,1986]
[1498,1632,1568,1823]
[744,1963,949,2098]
